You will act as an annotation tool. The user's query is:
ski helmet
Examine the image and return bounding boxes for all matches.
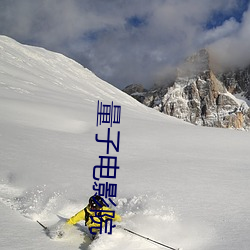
[89,195,104,210]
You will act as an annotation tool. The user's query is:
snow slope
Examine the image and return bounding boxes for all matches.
[0,36,250,250]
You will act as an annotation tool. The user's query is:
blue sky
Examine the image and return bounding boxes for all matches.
[206,0,249,28]
[0,0,249,89]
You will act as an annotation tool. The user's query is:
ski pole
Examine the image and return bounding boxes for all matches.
[37,220,48,231]
[120,226,180,250]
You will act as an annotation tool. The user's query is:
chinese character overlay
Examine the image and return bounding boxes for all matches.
[95,128,120,154]
[89,210,116,235]
[93,156,119,181]
[91,100,121,235]
[96,100,121,127]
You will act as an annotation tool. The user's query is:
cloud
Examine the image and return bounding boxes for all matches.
[0,0,249,88]
[200,18,240,45]
[209,3,250,69]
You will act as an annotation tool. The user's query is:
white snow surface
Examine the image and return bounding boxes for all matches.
[0,35,250,250]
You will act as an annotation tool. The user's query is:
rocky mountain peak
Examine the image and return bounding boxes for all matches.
[123,49,250,130]
[177,48,210,78]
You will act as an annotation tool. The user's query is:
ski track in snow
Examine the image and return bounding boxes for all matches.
[0,180,211,250]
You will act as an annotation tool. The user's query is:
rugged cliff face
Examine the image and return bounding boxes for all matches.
[217,66,250,99]
[123,49,250,130]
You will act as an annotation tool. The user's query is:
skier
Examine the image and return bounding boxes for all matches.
[66,195,121,238]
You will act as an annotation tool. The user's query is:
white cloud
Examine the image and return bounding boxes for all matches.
[209,5,250,68]
[200,18,240,45]
[0,0,249,88]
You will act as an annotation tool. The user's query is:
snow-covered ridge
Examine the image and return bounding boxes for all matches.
[0,35,154,134]
[0,35,140,105]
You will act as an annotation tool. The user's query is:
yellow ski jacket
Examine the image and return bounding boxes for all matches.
[67,206,121,233]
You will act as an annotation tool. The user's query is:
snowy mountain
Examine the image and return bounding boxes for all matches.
[124,49,250,130]
[1,36,250,250]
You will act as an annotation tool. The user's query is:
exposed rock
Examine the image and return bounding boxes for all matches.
[123,49,250,130]
[122,84,147,103]
[217,66,250,99]
[123,83,146,95]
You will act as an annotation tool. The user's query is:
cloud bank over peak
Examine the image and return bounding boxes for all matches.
[0,0,249,88]
[209,6,250,69]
